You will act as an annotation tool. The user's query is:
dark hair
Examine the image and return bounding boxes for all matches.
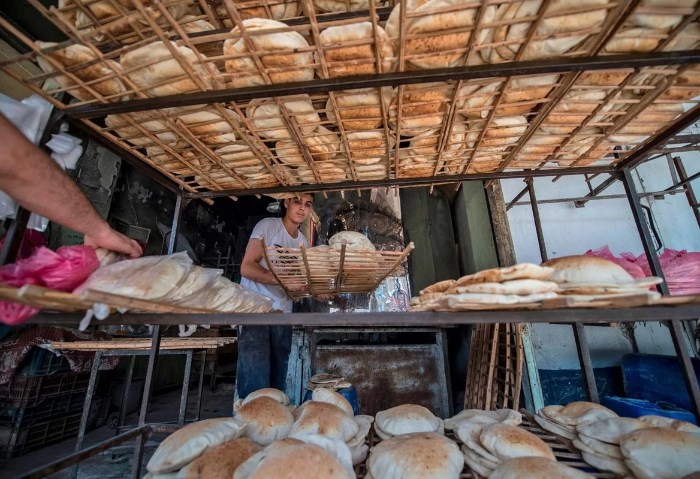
[280,194,314,219]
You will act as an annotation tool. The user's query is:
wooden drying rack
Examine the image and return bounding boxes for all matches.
[261,238,414,299]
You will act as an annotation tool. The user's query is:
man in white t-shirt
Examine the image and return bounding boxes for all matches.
[237,193,330,398]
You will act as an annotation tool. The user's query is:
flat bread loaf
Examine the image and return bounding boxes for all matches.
[147,417,247,473]
[235,396,294,445]
[543,255,636,285]
[375,404,443,439]
[242,387,290,406]
[242,443,355,479]
[620,427,700,479]
[176,438,261,479]
[317,23,394,77]
[311,388,354,416]
[289,401,359,442]
[448,279,560,295]
[454,263,554,287]
[480,423,556,461]
[490,457,596,479]
[247,96,320,139]
[367,432,463,479]
[329,231,375,251]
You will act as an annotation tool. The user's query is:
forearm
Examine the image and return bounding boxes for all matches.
[241,260,277,285]
[0,115,111,238]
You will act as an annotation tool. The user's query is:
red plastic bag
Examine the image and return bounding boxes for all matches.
[584,246,647,279]
[0,245,100,326]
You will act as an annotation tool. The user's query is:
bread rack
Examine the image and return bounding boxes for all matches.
[261,239,414,299]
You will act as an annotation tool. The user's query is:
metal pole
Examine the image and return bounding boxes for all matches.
[0,208,31,265]
[197,350,206,422]
[672,157,700,230]
[506,184,529,211]
[71,351,102,479]
[178,350,193,426]
[573,323,600,403]
[526,178,548,262]
[131,190,184,477]
[620,167,700,421]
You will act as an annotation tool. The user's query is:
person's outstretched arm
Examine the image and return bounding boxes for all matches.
[0,113,142,258]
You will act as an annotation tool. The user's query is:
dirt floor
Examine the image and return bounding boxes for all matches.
[3,384,235,478]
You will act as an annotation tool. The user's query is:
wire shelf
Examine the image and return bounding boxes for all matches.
[1,1,699,194]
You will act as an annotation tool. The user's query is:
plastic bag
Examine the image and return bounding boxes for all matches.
[584,245,647,279]
[75,252,193,300]
[623,249,700,295]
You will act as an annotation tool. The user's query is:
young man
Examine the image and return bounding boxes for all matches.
[237,193,320,398]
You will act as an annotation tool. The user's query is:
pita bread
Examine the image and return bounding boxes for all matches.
[235,396,294,445]
[375,404,443,439]
[448,279,560,295]
[223,19,313,88]
[407,121,468,164]
[456,420,502,463]
[490,457,596,479]
[368,432,464,479]
[342,130,394,165]
[292,434,354,473]
[329,231,375,251]
[242,388,291,406]
[106,113,177,147]
[581,450,631,475]
[462,446,497,477]
[533,414,577,440]
[275,127,338,164]
[389,83,451,135]
[121,41,212,97]
[326,89,392,131]
[147,418,247,473]
[543,255,640,285]
[176,108,240,146]
[620,427,700,479]
[351,442,369,466]
[638,415,700,435]
[454,263,554,287]
[241,443,355,479]
[347,415,374,449]
[215,0,298,22]
[480,423,556,461]
[577,417,650,445]
[176,438,261,479]
[445,408,522,430]
[385,0,477,70]
[446,291,558,306]
[313,0,369,13]
[311,388,353,416]
[35,42,128,102]
[317,23,394,77]
[247,96,321,139]
[420,279,456,295]
[541,402,618,427]
[288,401,358,442]
[577,434,624,459]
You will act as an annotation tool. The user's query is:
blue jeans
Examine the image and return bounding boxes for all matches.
[236,325,293,399]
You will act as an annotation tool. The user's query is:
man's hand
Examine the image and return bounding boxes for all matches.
[84,224,143,258]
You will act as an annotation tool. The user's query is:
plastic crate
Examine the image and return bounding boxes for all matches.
[0,392,86,429]
[0,372,90,408]
[0,412,82,459]
[16,348,70,377]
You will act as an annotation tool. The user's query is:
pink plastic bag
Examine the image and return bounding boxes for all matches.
[0,245,100,326]
[624,249,700,295]
[584,246,647,279]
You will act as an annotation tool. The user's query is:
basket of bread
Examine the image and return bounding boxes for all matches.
[263,231,413,299]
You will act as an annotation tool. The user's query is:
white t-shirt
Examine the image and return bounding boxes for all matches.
[241,217,309,312]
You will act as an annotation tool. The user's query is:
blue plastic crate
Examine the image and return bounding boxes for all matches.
[621,353,700,413]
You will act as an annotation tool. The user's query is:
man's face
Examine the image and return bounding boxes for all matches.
[284,194,314,225]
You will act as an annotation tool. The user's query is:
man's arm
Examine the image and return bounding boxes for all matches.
[0,114,142,258]
[240,238,277,285]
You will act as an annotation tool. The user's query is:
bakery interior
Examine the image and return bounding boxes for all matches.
[0,0,699,478]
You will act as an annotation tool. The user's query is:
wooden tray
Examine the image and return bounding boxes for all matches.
[262,240,414,300]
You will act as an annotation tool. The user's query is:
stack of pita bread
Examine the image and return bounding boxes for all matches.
[534,401,619,441]
[445,408,556,477]
[411,263,559,311]
[543,255,664,301]
[490,457,595,479]
[568,414,700,477]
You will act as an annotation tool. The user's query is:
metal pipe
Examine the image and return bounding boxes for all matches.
[526,179,547,262]
[71,351,102,479]
[672,157,700,230]
[506,184,530,211]
[186,166,615,199]
[574,175,618,208]
[66,50,700,119]
[179,350,193,426]
[20,426,152,479]
[29,306,700,326]
[621,167,700,422]
[118,355,136,430]
[197,350,206,421]
[572,323,600,403]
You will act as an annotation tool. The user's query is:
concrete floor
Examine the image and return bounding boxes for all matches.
[3,383,235,478]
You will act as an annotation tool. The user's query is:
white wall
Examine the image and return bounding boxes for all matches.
[501,139,700,370]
